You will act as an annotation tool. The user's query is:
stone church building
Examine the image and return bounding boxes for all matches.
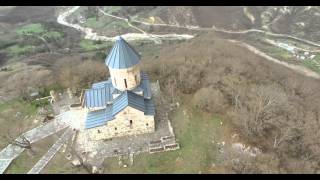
[79,36,155,141]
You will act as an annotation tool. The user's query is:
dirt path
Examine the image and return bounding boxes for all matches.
[228,39,320,79]
[121,10,320,48]
[211,26,320,48]
[22,113,70,143]
[58,6,319,50]
[57,6,194,43]
[0,112,70,174]
[0,144,24,174]
[27,128,74,174]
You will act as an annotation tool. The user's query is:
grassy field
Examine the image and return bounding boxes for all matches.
[42,31,63,40]
[40,94,227,174]
[253,40,320,74]
[264,45,294,61]
[102,6,122,14]
[4,133,58,174]
[83,17,107,29]
[303,54,320,74]
[82,15,139,37]
[1,22,64,58]
[42,149,89,174]
[6,45,35,56]
[15,23,45,35]
[15,23,64,40]
[0,99,38,149]
[101,94,225,173]
[79,39,112,51]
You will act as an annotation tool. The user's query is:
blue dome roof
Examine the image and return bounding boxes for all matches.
[105,36,140,69]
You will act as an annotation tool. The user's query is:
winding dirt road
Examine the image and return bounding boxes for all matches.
[57,6,194,43]
[229,39,320,79]
[56,6,320,80]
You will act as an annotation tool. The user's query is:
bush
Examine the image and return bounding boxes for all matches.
[38,83,64,97]
[192,87,227,114]
[31,98,50,107]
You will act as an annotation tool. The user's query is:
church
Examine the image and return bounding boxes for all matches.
[79,36,156,141]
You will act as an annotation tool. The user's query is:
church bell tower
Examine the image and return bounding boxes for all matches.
[105,36,141,91]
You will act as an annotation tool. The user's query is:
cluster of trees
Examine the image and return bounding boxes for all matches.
[5,54,108,102]
[53,56,108,95]
[143,33,320,173]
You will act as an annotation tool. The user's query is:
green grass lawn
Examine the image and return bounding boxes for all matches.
[79,39,112,51]
[15,23,63,40]
[6,44,35,56]
[103,95,224,173]
[42,95,225,174]
[267,46,293,60]
[246,35,297,63]
[103,6,122,14]
[82,15,137,37]
[42,150,89,174]
[84,17,130,31]
[84,17,104,29]
[42,31,63,40]
[0,99,38,149]
[15,23,45,35]
[5,22,63,57]
[5,132,59,174]
[303,54,320,74]
[0,99,37,118]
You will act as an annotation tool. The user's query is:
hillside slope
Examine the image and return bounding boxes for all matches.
[142,32,320,173]
[107,6,320,42]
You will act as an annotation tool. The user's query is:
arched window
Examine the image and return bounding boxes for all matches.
[97,129,101,133]
[114,127,117,131]
[124,79,127,88]
[130,120,133,128]
[134,75,138,83]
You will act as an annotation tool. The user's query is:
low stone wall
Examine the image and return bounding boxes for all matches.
[69,103,82,110]
[149,136,180,154]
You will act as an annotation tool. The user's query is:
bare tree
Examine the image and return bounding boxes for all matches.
[54,58,108,94]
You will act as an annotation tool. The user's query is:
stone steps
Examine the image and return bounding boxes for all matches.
[148,136,179,154]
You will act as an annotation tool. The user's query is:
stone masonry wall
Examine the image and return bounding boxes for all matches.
[109,64,141,91]
[87,106,155,141]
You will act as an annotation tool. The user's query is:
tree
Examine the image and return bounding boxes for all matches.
[231,84,289,138]
[54,58,108,94]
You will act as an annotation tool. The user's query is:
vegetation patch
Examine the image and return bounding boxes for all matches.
[5,133,58,174]
[0,99,38,149]
[82,15,136,37]
[104,97,224,173]
[79,39,111,51]
[42,150,89,174]
[42,31,63,40]
[103,6,122,14]
[6,44,35,56]
[15,23,45,35]
[303,55,320,74]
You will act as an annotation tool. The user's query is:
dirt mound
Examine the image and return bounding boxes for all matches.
[0,6,56,24]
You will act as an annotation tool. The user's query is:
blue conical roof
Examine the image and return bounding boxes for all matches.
[105,36,140,69]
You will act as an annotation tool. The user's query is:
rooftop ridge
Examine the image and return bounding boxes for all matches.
[105,37,140,69]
